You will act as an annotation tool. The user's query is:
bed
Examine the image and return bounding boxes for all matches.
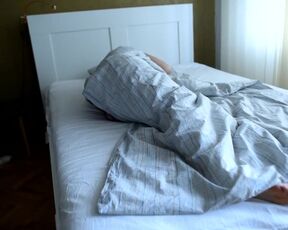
[27,4,288,230]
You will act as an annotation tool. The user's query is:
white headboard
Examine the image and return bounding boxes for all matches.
[27,4,193,102]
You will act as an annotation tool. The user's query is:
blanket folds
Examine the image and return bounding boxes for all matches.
[83,47,288,214]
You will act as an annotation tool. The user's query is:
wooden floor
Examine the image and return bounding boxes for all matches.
[0,144,55,230]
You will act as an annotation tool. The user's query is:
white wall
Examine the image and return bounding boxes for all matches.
[278,6,288,89]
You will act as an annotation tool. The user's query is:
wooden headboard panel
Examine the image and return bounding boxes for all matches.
[27,4,193,102]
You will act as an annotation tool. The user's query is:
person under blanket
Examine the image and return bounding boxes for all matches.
[147,53,288,206]
[83,47,288,210]
[99,51,288,205]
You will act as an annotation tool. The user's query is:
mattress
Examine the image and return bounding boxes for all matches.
[47,63,288,230]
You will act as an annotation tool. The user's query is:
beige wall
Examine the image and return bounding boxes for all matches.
[0,0,215,102]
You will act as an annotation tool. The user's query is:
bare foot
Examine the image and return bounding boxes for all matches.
[256,183,288,205]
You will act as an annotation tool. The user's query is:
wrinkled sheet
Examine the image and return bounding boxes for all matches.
[83,47,288,215]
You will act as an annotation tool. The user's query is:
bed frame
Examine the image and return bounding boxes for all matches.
[27,4,193,102]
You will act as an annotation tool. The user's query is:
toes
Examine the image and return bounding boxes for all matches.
[277,184,288,195]
[256,185,288,205]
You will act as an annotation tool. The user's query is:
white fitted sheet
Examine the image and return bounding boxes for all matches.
[47,63,288,230]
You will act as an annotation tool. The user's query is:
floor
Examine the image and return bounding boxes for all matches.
[0,144,55,230]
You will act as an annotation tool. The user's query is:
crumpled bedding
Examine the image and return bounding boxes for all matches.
[83,47,288,215]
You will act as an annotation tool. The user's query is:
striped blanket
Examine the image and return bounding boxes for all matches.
[83,47,288,214]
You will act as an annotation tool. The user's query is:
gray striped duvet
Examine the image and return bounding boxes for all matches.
[83,47,288,214]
